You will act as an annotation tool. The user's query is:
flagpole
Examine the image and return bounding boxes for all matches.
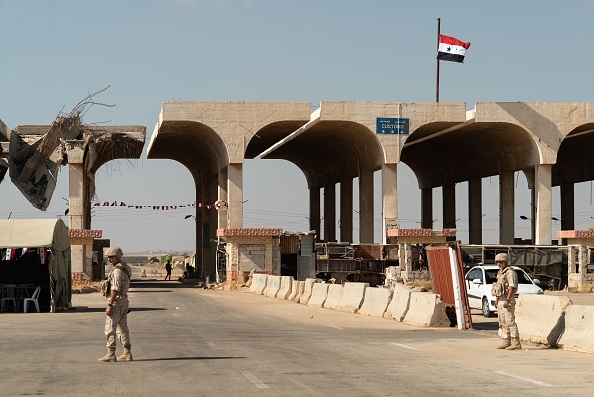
[436,17,440,103]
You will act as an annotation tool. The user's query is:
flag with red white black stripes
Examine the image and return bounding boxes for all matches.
[437,34,471,63]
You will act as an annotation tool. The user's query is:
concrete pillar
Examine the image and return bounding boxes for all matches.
[218,167,228,229]
[359,171,374,243]
[209,175,219,281]
[340,178,353,243]
[227,163,243,229]
[69,163,88,275]
[560,182,574,243]
[200,182,210,279]
[309,187,321,240]
[468,177,482,244]
[382,163,398,244]
[421,187,433,229]
[535,164,553,245]
[442,183,456,229]
[499,171,514,245]
[195,183,203,277]
[324,183,336,242]
[69,163,85,231]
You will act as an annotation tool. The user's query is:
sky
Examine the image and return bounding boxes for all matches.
[1,0,594,253]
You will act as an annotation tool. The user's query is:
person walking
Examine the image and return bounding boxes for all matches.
[493,253,522,350]
[164,260,172,281]
[98,246,133,362]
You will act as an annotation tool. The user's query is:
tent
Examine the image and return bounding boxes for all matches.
[0,218,71,312]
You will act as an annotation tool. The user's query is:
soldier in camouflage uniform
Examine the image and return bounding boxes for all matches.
[98,246,133,362]
[493,253,522,350]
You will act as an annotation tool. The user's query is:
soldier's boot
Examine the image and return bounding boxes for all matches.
[117,346,133,361]
[506,337,522,350]
[98,347,117,362]
[497,337,511,349]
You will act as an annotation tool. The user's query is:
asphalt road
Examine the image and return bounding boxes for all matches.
[1,279,593,397]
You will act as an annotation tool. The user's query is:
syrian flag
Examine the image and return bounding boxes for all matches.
[4,248,16,261]
[437,35,471,63]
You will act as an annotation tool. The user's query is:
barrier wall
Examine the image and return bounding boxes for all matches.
[249,273,268,294]
[287,279,299,301]
[515,294,572,346]
[300,278,319,305]
[264,275,281,298]
[359,287,393,317]
[558,305,594,353]
[308,283,330,307]
[384,283,411,321]
[276,276,293,300]
[323,284,344,310]
[293,281,305,303]
[338,282,368,313]
[403,292,450,327]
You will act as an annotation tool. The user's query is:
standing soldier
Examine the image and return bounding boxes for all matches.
[493,253,522,350]
[98,246,133,362]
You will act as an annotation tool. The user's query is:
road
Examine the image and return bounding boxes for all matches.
[1,278,593,397]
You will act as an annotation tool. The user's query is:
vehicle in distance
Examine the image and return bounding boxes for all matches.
[465,265,544,317]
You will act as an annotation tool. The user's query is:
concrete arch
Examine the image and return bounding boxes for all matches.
[147,120,228,176]
[261,120,384,185]
[553,122,594,186]
[402,121,540,188]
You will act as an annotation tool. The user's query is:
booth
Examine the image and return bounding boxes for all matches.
[0,219,71,312]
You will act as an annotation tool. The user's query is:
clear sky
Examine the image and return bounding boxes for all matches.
[1,0,594,253]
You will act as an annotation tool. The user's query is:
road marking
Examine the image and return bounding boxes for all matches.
[388,342,418,350]
[241,371,269,389]
[495,371,553,387]
[172,312,180,318]
[327,325,343,330]
[207,341,220,350]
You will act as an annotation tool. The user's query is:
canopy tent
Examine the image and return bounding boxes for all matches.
[0,219,71,312]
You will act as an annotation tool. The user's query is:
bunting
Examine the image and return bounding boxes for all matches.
[88,201,227,210]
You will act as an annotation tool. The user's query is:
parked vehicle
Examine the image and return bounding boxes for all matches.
[465,265,544,317]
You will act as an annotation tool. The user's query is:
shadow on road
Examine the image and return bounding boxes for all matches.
[130,279,200,289]
[64,307,168,313]
[134,356,246,362]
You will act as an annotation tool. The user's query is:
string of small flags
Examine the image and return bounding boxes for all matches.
[90,200,228,210]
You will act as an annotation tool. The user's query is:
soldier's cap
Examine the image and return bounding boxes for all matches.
[495,253,509,262]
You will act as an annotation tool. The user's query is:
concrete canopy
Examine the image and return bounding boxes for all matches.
[402,121,540,188]
[86,126,147,174]
[553,123,594,186]
[147,120,228,183]
[261,120,384,189]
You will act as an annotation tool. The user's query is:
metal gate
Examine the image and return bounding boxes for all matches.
[425,243,473,328]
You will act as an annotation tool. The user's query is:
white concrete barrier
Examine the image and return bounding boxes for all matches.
[338,282,369,313]
[264,275,281,298]
[300,278,319,305]
[515,294,572,346]
[287,279,299,301]
[249,273,268,295]
[307,283,330,307]
[261,275,273,296]
[276,276,293,300]
[403,292,450,327]
[293,281,305,303]
[359,287,393,317]
[323,284,344,310]
[558,305,594,353]
[384,283,411,321]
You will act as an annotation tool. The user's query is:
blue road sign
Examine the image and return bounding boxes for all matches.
[376,118,410,135]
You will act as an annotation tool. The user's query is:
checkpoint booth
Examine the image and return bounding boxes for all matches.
[0,219,72,312]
